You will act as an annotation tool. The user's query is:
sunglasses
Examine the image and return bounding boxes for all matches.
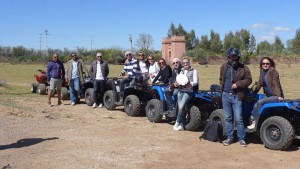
[173,62,179,65]
[72,55,76,57]
[126,54,132,56]
[183,62,189,64]
[148,58,153,60]
[159,62,164,64]
[262,62,270,65]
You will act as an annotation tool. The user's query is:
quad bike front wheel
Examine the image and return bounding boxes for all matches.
[260,116,294,150]
[103,90,117,110]
[85,88,94,106]
[208,109,226,139]
[31,83,37,93]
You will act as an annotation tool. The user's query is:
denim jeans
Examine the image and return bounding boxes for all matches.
[69,77,81,103]
[93,80,106,104]
[176,91,192,125]
[222,92,245,141]
[252,96,277,120]
[165,88,179,110]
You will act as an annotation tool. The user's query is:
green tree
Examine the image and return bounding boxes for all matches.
[273,36,284,55]
[291,28,300,55]
[257,41,273,55]
[209,30,223,54]
[223,31,234,52]
[249,34,256,53]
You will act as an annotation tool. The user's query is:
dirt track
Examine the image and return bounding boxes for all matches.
[1,94,300,169]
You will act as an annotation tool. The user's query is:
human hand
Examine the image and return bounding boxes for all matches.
[278,97,284,101]
[173,82,179,87]
[232,84,237,89]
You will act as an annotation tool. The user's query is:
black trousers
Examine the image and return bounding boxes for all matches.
[93,80,106,104]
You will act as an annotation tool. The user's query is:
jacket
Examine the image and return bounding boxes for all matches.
[47,60,65,81]
[170,65,183,84]
[90,60,109,81]
[219,62,252,100]
[152,65,172,85]
[255,67,284,97]
[66,59,89,85]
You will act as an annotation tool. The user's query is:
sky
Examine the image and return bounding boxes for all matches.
[1,0,299,51]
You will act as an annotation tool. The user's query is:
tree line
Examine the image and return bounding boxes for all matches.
[1,23,300,64]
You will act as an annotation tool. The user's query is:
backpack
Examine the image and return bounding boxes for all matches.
[199,120,223,142]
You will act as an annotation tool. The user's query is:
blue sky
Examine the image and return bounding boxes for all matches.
[1,0,299,51]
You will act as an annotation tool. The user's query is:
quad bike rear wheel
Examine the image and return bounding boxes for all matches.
[61,87,69,100]
[103,90,117,110]
[184,105,201,131]
[37,84,47,95]
[85,88,94,106]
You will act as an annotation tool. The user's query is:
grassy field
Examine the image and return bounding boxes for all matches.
[0,63,299,98]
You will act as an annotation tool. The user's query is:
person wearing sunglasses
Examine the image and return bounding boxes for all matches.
[148,54,160,82]
[173,57,198,131]
[66,52,89,106]
[151,58,172,85]
[137,52,150,81]
[220,47,252,147]
[164,58,182,115]
[247,57,284,130]
[90,52,109,108]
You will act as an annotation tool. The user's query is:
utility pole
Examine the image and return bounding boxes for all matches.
[129,34,132,51]
[45,29,48,56]
[39,33,42,54]
[91,37,93,51]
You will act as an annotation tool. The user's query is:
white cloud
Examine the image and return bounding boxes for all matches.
[260,32,276,42]
[273,26,290,32]
[252,23,267,29]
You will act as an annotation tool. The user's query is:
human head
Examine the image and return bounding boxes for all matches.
[138,52,145,60]
[53,53,59,62]
[158,58,166,68]
[96,52,102,61]
[260,57,275,70]
[226,47,241,61]
[71,52,77,61]
[148,54,155,64]
[172,57,181,69]
[182,57,191,70]
[125,51,132,61]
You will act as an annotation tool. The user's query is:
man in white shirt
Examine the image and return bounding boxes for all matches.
[90,52,109,108]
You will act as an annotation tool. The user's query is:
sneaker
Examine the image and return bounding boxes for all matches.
[239,140,247,147]
[247,120,256,129]
[174,124,184,131]
[173,122,180,130]
[98,103,103,108]
[92,103,97,108]
[71,102,75,106]
[222,138,233,146]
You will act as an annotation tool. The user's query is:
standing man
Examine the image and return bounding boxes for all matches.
[220,47,252,147]
[90,52,109,108]
[47,53,65,107]
[66,52,88,106]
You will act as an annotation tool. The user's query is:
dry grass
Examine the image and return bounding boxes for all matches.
[0,63,299,98]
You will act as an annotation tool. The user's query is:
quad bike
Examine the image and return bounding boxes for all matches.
[145,84,222,131]
[208,83,300,150]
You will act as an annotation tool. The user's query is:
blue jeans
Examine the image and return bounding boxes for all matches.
[222,92,245,141]
[165,88,179,110]
[252,96,277,120]
[93,80,106,104]
[69,77,81,103]
[176,91,192,125]
[120,77,134,92]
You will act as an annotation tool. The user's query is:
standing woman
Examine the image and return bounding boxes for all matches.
[247,57,284,129]
[148,54,160,82]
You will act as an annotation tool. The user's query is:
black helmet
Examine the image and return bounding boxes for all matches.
[226,47,241,58]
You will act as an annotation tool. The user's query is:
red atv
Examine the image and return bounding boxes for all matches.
[31,69,69,99]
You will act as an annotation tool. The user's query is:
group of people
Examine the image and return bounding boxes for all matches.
[46,47,284,148]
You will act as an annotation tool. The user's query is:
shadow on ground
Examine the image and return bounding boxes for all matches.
[0,137,59,150]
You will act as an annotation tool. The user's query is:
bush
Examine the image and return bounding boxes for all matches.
[0,77,7,87]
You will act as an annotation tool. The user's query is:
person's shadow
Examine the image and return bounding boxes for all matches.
[0,137,59,150]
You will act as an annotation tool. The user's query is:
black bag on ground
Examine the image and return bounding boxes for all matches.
[199,120,222,142]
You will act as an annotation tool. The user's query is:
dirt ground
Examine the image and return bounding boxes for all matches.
[1,94,300,169]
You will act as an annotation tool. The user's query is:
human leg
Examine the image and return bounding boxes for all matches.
[69,79,76,104]
[176,91,192,128]
[222,92,234,140]
[232,98,246,142]
[92,80,100,107]
[98,80,106,107]
[56,79,62,105]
